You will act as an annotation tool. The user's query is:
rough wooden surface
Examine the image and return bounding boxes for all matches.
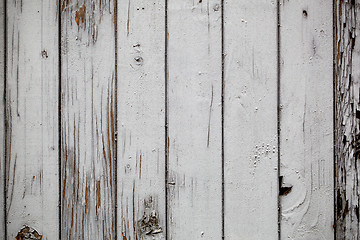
[0,0,5,238]
[335,0,360,239]
[5,1,59,239]
[280,1,334,239]
[0,1,344,239]
[167,0,222,239]
[223,1,279,239]
[60,0,116,239]
[117,0,166,239]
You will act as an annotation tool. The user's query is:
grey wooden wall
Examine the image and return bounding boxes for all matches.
[0,0,341,239]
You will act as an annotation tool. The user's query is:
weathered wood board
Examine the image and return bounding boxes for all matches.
[117,0,166,239]
[167,0,223,239]
[5,0,59,239]
[0,1,346,239]
[280,0,334,239]
[60,0,116,239]
[223,1,279,239]
[335,0,360,239]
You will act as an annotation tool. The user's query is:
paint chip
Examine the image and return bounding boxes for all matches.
[15,226,43,240]
[138,210,163,236]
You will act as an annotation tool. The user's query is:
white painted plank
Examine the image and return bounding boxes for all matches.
[117,0,166,239]
[224,1,279,239]
[0,0,5,237]
[279,1,334,239]
[6,1,59,239]
[60,0,116,238]
[167,1,222,239]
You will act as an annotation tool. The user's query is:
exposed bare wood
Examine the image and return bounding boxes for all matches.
[60,0,116,238]
[335,0,360,238]
[280,1,334,239]
[223,1,279,239]
[167,0,222,239]
[117,0,166,239]
[5,1,59,239]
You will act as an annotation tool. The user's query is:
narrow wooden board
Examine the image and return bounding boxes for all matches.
[60,0,116,238]
[223,1,279,239]
[167,1,222,239]
[335,0,360,238]
[116,0,166,239]
[280,0,334,239]
[0,0,5,237]
[5,1,59,239]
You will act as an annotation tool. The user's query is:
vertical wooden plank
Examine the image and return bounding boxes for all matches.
[60,0,116,239]
[335,0,360,239]
[279,1,334,239]
[224,1,279,239]
[0,0,5,237]
[117,0,166,239]
[6,1,59,239]
[167,1,222,239]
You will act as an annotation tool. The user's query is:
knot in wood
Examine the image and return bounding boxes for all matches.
[15,226,43,240]
[138,210,162,236]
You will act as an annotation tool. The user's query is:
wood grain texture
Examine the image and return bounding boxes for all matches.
[117,0,166,239]
[279,1,334,239]
[60,0,116,239]
[167,1,222,239]
[335,0,360,238]
[223,1,279,239]
[0,0,5,237]
[5,1,59,239]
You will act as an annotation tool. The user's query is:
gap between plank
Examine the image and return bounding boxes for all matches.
[114,0,118,239]
[3,0,7,238]
[332,0,336,238]
[277,0,281,239]
[164,0,169,239]
[221,0,225,239]
[58,1,62,239]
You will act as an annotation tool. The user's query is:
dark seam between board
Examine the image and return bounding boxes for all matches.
[114,0,118,239]
[164,0,169,239]
[332,0,336,238]
[58,1,62,239]
[277,0,281,239]
[221,0,225,239]
[4,0,8,238]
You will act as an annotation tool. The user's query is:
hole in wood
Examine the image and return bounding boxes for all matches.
[134,56,143,65]
[279,176,293,196]
[303,10,308,17]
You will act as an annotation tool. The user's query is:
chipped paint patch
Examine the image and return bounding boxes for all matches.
[335,0,360,238]
[75,4,86,26]
[137,196,163,236]
[15,226,43,240]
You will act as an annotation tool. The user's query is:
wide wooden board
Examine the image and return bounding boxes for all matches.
[280,1,334,239]
[60,0,116,238]
[5,1,59,239]
[167,0,223,239]
[117,0,166,239]
[224,1,279,239]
